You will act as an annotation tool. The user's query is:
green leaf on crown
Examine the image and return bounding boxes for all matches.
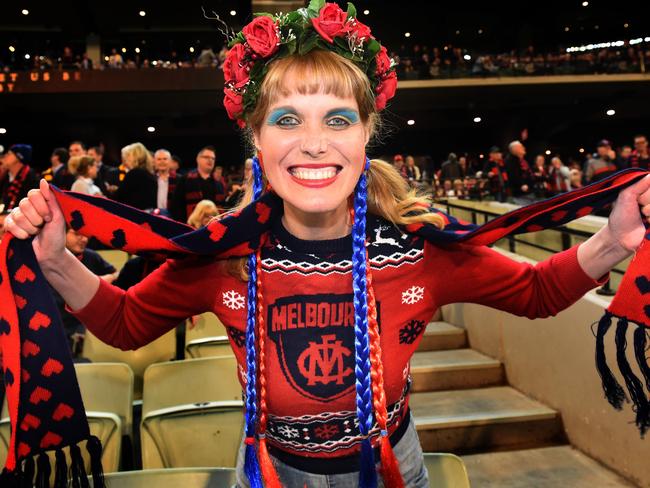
[299,32,320,55]
[253,12,275,18]
[286,10,304,24]
[346,2,357,19]
[366,38,381,58]
[307,0,325,18]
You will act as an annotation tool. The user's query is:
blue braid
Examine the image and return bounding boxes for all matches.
[243,155,264,488]
[352,157,377,487]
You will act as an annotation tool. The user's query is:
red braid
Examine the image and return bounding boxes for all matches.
[255,248,282,488]
[366,251,405,488]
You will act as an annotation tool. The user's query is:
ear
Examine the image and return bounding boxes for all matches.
[252,130,262,154]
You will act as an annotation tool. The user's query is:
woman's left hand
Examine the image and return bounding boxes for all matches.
[606,174,650,252]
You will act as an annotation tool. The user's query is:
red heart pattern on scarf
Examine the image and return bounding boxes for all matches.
[28,311,51,331]
[41,358,64,377]
[52,403,74,421]
[14,264,36,283]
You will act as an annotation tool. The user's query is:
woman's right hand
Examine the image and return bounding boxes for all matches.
[3,179,67,264]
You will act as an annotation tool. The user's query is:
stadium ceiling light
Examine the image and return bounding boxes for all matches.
[121,47,127,53]
[594,25,599,30]
[135,47,141,53]
[404,32,411,38]
[479,154,484,158]
[152,60,158,66]
[407,119,415,126]
[104,55,109,61]
[582,1,589,6]
[606,109,615,116]
[0,128,7,134]
[478,29,483,34]
[24,54,30,60]
[464,54,471,60]
[9,46,15,52]
[147,126,156,133]
[473,116,481,123]
[545,150,551,155]
[564,26,570,32]
[189,46,195,53]
[624,23,629,28]
[455,30,460,35]
[230,10,237,16]
[579,148,585,153]
[21,9,29,15]
[363,9,370,15]
[139,10,146,17]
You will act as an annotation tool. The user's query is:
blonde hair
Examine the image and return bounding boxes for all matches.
[121,142,154,173]
[230,50,445,279]
[68,155,95,176]
[187,199,219,229]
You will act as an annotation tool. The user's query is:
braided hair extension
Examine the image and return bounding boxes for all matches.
[255,246,282,487]
[352,157,378,487]
[366,253,405,487]
[243,155,264,488]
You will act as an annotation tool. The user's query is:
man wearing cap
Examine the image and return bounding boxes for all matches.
[585,139,618,183]
[0,144,40,214]
[482,146,509,202]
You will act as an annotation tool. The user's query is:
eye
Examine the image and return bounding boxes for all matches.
[327,116,351,127]
[276,115,299,127]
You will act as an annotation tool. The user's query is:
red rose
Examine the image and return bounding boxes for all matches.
[311,3,349,43]
[375,46,392,76]
[223,43,249,89]
[224,88,244,121]
[375,71,397,111]
[242,16,280,58]
[347,18,372,42]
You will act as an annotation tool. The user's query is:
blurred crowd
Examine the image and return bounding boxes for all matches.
[3,41,648,78]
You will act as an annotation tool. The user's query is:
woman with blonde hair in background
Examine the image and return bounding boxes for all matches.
[187,199,219,229]
[114,142,157,210]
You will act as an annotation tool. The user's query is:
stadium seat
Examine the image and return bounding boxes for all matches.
[82,328,176,399]
[185,335,233,359]
[96,249,130,272]
[185,312,227,342]
[424,452,471,488]
[92,467,236,487]
[75,362,134,438]
[141,357,244,468]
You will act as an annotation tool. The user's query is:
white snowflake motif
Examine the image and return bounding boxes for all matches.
[401,285,425,305]
[277,425,299,439]
[222,290,245,310]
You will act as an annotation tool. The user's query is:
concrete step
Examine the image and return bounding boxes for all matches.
[461,446,636,487]
[418,321,467,351]
[410,349,503,392]
[410,386,564,453]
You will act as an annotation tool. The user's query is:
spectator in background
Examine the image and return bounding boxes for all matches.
[404,155,421,184]
[114,142,157,210]
[197,45,217,67]
[505,140,535,204]
[629,134,650,170]
[440,152,462,183]
[68,140,87,158]
[392,154,407,178]
[0,144,39,213]
[224,158,253,208]
[569,168,583,189]
[482,146,508,202]
[170,154,182,174]
[171,146,224,222]
[88,145,116,195]
[50,227,117,356]
[107,48,124,69]
[548,156,571,194]
[585,139,618,183]
[154,149,178,213]
[213,166,228,198]
[532,154,549,198]
[616,144,633,170]
[187,199,219,229]
[42,147,74,190]
[69,156,103,196]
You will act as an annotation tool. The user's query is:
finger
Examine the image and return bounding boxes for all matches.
[39,179,63,220]
[19,198,45,228]
[27,188,52,222]
[625,174,650,201]
[11,209,40,235]
[4,214,32,240]
[642,203,650,217]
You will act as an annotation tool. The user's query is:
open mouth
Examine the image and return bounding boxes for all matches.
[288,165,343,181]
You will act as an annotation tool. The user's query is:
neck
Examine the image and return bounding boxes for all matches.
[52,162,62,171]
[197,168,211,179]
[282,201,352,240]
[158,169,169,178]
[9,162,24,178]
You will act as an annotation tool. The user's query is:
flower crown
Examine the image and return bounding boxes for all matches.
[222,0,398,128]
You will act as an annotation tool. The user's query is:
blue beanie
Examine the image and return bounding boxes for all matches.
[9,144,32,164]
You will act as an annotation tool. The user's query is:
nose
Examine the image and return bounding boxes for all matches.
[300,126,328,157]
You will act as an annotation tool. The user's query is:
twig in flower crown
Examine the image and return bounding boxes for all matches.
[201,6,236,43]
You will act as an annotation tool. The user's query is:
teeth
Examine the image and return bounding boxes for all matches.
[291,167,338,181]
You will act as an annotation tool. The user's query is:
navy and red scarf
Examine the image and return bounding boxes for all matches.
[1,167,649,485]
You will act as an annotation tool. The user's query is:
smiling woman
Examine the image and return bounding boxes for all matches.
[4,1,650,488]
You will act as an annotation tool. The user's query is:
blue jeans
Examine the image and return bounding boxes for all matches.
[234,416,428,487]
